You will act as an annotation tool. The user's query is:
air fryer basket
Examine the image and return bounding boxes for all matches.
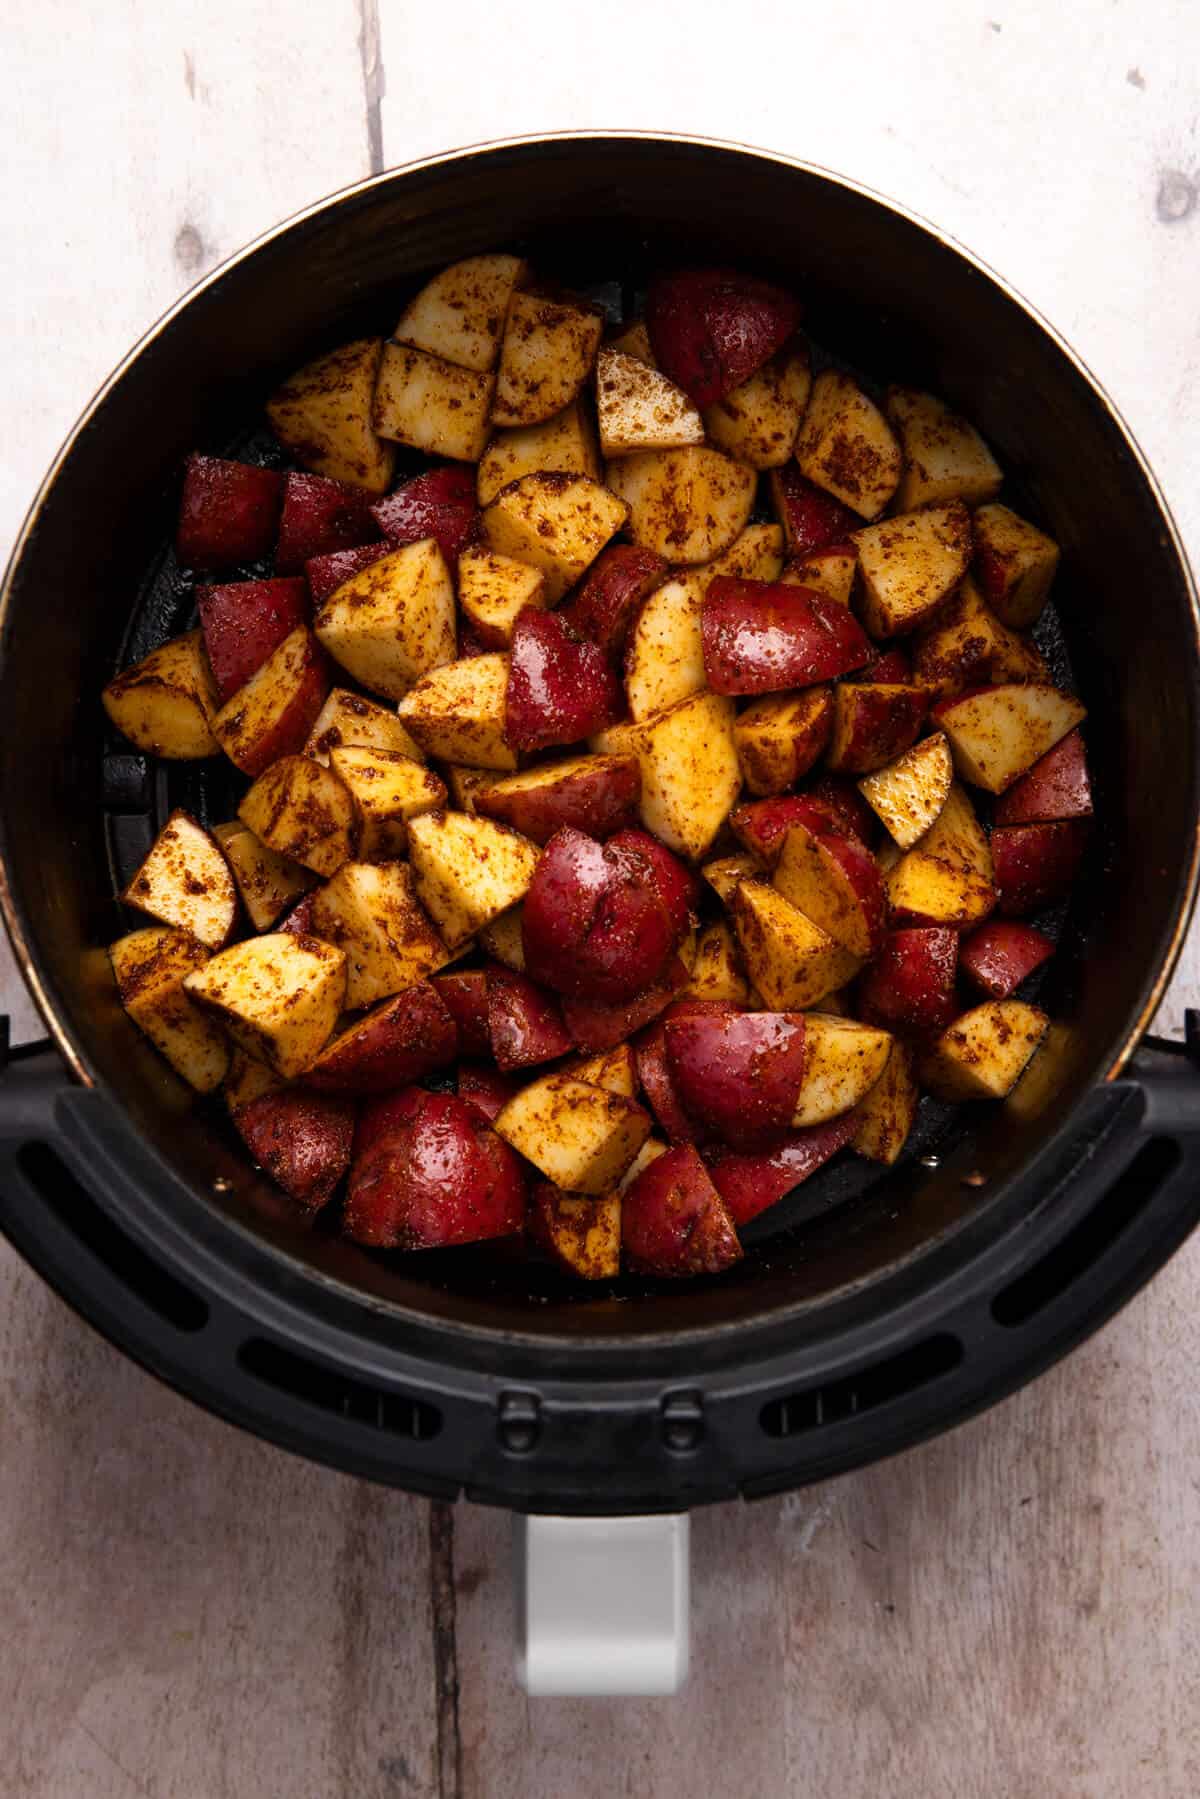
[1,134,1199,1512]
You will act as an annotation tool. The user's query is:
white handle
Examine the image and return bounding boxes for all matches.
[514,1512,690,1696]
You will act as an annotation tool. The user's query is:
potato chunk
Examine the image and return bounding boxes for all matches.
[851,1042,919,1165]
[311,860,451,1008]
[110,927,230,1092]
[476,401,601,506]
[703,343,812,469]
[482,473,629,603]
[858,731,954,849]
[853,502,973,638]
[795,369,901,520]
[328,746,447,859]
[935,683,1086,794]
[493,292,604,427]
[372,344,494,462]
[886,386,1003,510]
[607,446,756,565]
[267,337,394,493]
[213,823,315,931]
[686,920,749,1005]
[885,783,996,928]
[238,755,357,878]
[921,1001,1048,1100]
[530,1186,621,1280]
[457,547,547,648]
[393,253,526,371]
[123,811,237,949]
[102,630,220,760]
[791,1014,892,1126]
[314,538,455,701]
[595,348,705,458]
[407,809,540,948]
[732,882,860,1009]
[972,503,1060,629]
[184,933,346,1078]
[626,691,742,861]
[495,1073,650,1194]
[304,688,425,765]
[396,653,516,769]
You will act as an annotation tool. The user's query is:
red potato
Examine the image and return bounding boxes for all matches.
[305,982,458,1093]
[529,1184,621,1281]
[885,782,996,931]
[494,1070,651,1192]
[779,542,858,608]
[197,577,309,704]
[558,543,668,659]
[850,1041,919,1166]
[730,794,851,865]
[239,754,357,878]
[606,827,700,940]
[804,776,877,849]
[433,969,491,1057]
[406,809,539,949]
[960,920,1055,997]
[486,964,574,1071]
[733,881,861,1010]
[972,502,1060,629]
[704,1114,857,1226]
[233,1090,357,1213]
[476,754,641,845]
[175,454,282,572]
[123,810,238,949]
[562,956,691,1053]
[521,826,683,1004]
[858,732,953,850]
[795,370,902,521]
[994,730,1093,825]
[267,337,395,493]
[826,682,928,776]
[853,502,973,638]
[304,541,391,607]
[327,746,446,860]
[278,893,316,938]
[483,472,630,602]
[911,576,1048,701]
[457,547,547,648]
[351,1086,426,1161]
[184,933,346,1078]
[921,1001,1048,1101]
[102,630,220,760]
[702,578,872,695]
[665,1009,807,1149]
[397,653,516,770]
[857,927,960,1036]
[992,821,1089,915]
[790,1013,892,1126]
[635,998,742,1142]
[768,465,860,559]
[457,1064,521,1125]
[315,538,456,703]
[370,465,478,571]
[274,472,381,575]
[505,609,623,752]
[344,1088,526,1250]
[620,1143,743,1277]
[646,267,799,408]
[214,824,315,931]
[733,688,834,796]
[212,626,330,778]
[773,820,886,959]
[853,645,912,686]
[703,342,812,469]
[311,863,452,1009]
[934,683,1087,793]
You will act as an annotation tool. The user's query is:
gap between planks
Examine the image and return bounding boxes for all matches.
[430,1501,464,1799]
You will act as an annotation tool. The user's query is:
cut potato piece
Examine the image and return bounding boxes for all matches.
[482,473,629,602]
[314,538,455,701]
[445,765,504,813]
[305,688,425,765]
[686,920,749,1005]
[705,523,786,585]
[792,1014,893,1127]
[626,691,742,861]
[477,904,526,972]
[530,1185,621,1281]
[858,732,954,849]
[476,754,641,845]
[373,344,494,462]
[267,337,395,493]
[773,821,885,959]
[396,653,516,769]
[494,1073,650,1194]
[853,502,973,638]
[407,809,540,948]
[595,348,705,458]
[311,860,450,1008]
[223,1047,286,1114]
[492,292,604,428]
[457,546,547,647]
[912,575,1049,700]
[239,755,357,879]
[886,386,1003,510]
[566,1042,639,1099]
[607,446,756,565]
[732,882,860,1010]
[211,625,330,779]
[393,253,526,372]
[216,826,315,931]
[972,502,1060,629]
[623,572,705,721]
[123,811,237,950]
[102,630,220,760]
[935,683,1086,794]
[110,927,230,1092]
[795,369,901,520]
[475,401,601,506]
[703,342,812,468]
[607,320,656,366]
[328,746,447,859]
[618,1136,669,1191]
[921,1001,1048,1100]
[851,1042,919,1164]
[885,783,995,928]
[184,932,346,1078]
[734,688,833,796]
[702,852,764,907]
[780,545,858,608]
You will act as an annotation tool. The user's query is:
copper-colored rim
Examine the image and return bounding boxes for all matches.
[2,129,1197,1086]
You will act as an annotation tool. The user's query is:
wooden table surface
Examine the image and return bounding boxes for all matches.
[4,4,1198,1793]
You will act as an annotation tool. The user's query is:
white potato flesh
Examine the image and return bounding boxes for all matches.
[686,920,749,1005]
[595,348,705,458]
[481,473,629,602]
[494,1074,651,1194]
[476,401,601,506]
[853,502,973,638]
[567,1043,639,1098]
[703,343,812,469]
[607,320,656,366]
[922,1001,1048,1101]
[215,825,314,931]
[328,746,447,859]
[858,731,954,849]
[704,522,786,584]
[774,823,876,959]
[267,337,395,493]
[937,683,1086,793]
[886,386,1003,510]
[315,537,455,701]
[373,344,494,461]
[223,1047,287,1114]
[183,933,346,1079]
[445,765,504,812]
[239,756,358,879]
[396,653,516,769]
[477,904,526,972]
[624,572,705,721]
[305,688,425,765]
[492,293,604,428]
[407,809,540,948]
[457,548,548,646]
[110,927,230,1093]
[393,253,527,372]
[211,625,327,776]
[734,688,833,797]
[618,1136,669,1191]
[851,1042,919,1165]
[626,691,742,861]
[912,575,1048,700]
[779,546,857,607]
[102,630,220,760]
[885,782,995,926]
[732,882,861,1010]
[971,503,1061,629]
[606,446,756,565]
[795,369,901,520]
[124,811,237,949]
[311,860,450,1009]
[792,1013,893,1127]
[702,853,765,907]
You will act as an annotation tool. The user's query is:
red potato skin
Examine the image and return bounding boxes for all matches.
[665,1010,807,1149]
[522,827,681,1004]
[858,928,960,1036]
[457,1062,521,1124]
[960,921,1055,998]
[620,1143,743,1277]
[646,267,799,409]
[731,793,861,865]
[853,645,912,686]
[305,541,392,606]
[561,544,668,659]
[485,964,575,1072]
[305,982,457,1093]
[992,821,1089,916]
[564,956,691,1053]
[606,828,700,939]
[353,1085,427,1161]
[344,1088,525,1250]
[827,684,928,775]
[780,821,886,957]
[476,756,642,844]
[771,466,860,557]
[217,631,331,778]
[994,730,1093,826]
[197,577,309,703]
[233,1089,357,1213]
[703,1115,858,1226]
[176,453,283,572]
[278,892,317,938]
[274,471,381,574]
[805,776,877,848]
[432,969,492,1058]
[702,578,872,695]
[635,998,741,1144]
[506,610,623,753]
[369,464,478,570]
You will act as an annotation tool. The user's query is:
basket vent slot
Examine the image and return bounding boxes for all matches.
[238,1336,442,1441]
[759,1333,962,1439]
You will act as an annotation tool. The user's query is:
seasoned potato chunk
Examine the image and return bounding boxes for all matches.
[393,253,527,371]
[267,337,395,493]
[123,811,237,949]
[407,809,540,948]
[110,927,230,1092]
[314,538,455,701]
[373,344,494,462]
[184,933,346,1078]
[396,654,516,770]
[102,631,220,760]
[482,474,629,603]
[495,1073,650,1194]
[493,292,604,427]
